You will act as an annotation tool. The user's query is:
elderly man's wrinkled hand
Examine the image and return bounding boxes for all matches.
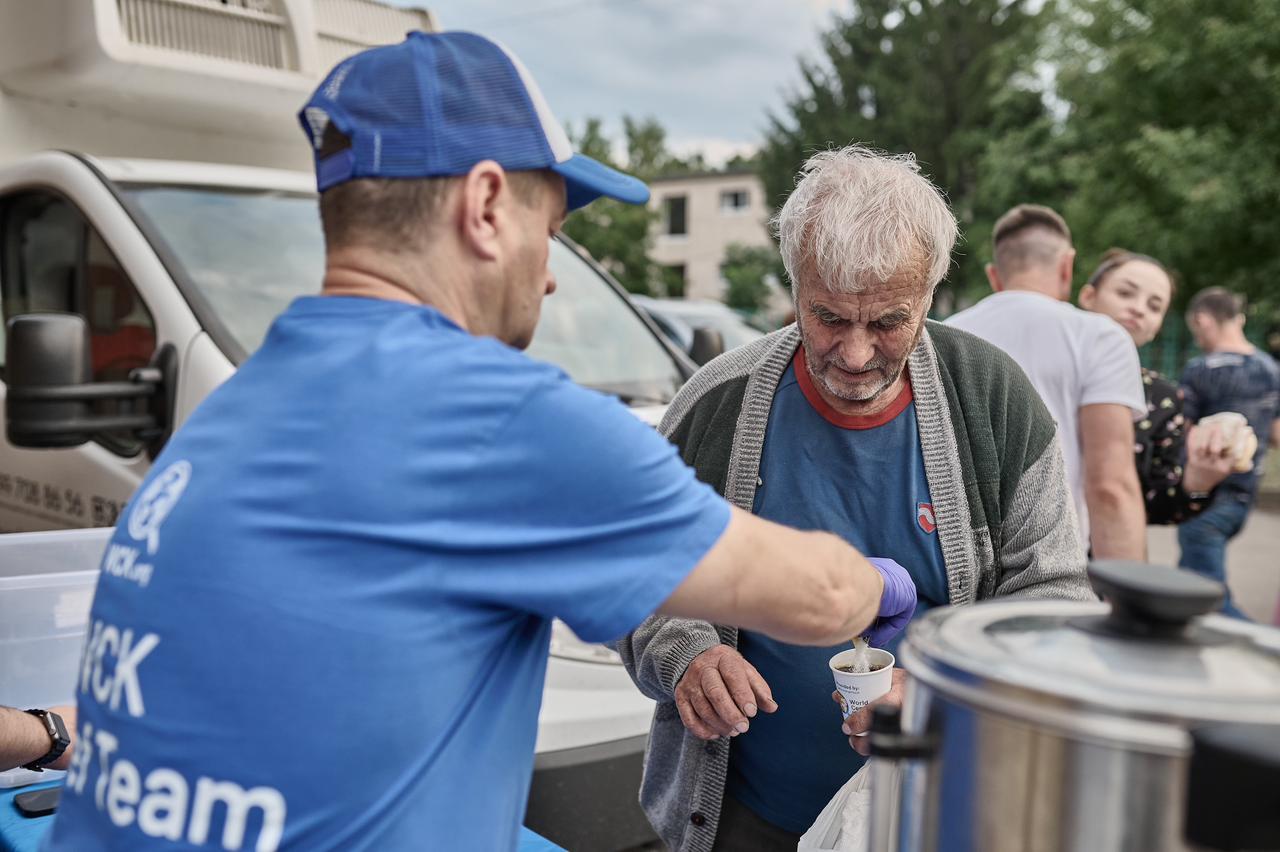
[675,645,777,740]
[865,557,917,647]
[832,668,907,757]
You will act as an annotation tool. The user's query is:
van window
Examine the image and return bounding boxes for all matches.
[123,184,687,404]
[0,191,157,456]
[526,241,684,404]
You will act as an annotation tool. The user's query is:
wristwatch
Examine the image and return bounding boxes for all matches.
[21,709,70,772]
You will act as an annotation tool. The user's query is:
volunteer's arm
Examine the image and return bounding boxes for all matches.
[0,705,74,772]
[1080,403,1147,560]
[658,506,883,646]
[621,507,907,740]
[1270,418,1280,450]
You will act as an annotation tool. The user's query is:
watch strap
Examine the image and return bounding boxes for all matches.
[21,709,70,772]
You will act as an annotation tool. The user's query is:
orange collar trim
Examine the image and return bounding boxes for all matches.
[793,347,913,430]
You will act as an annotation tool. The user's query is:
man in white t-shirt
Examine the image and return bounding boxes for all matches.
[947,204,1146,558]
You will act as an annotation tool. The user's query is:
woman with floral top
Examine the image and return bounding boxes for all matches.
[1078,250,1236,524]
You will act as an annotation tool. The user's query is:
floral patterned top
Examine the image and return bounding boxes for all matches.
[1136,368,1210,525]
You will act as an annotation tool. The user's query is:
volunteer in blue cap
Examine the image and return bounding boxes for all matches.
[45,32,915,851]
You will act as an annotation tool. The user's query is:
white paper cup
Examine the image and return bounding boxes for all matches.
[829,648,895,722]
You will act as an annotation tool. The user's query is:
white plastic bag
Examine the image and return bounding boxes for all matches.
[797,763,870,851]
[798,763,873,852]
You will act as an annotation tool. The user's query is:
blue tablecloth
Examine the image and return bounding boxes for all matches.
[0,781,566,852]
[0,781,59,852]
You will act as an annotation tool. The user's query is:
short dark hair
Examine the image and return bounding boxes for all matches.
[1187,287,1245,323]
[991,204,1072,277]
[316,125,559,253]
[319,178,452,253]
[1087,247,1178,300]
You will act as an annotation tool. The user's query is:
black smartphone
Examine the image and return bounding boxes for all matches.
[14,787,60,817]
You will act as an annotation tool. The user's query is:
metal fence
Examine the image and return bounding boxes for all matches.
[1140,322,1269,379]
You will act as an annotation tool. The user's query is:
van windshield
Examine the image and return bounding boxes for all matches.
[122,185,685,404]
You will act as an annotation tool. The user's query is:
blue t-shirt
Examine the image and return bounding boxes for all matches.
[47,297,729,852]
[726,355,947,834]
[1181,349,1280,501]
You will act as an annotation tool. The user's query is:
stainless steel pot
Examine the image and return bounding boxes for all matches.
[868,562,1280,852]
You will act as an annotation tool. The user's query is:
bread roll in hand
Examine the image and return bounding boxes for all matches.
[1196,412,1258,474]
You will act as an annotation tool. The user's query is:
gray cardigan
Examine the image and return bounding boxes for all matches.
[616,322,1092,851]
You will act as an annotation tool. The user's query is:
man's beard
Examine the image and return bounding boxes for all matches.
[808,352,903,402]
[798,313,927,405]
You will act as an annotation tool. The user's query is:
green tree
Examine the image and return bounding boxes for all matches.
[723,151,760,172]
[1050,0,1280,316]
[721,244,786,312]
[622,116,690,177]
[758,0,1053,301]
[974,0,1280,362]
[560,115,721,296]
[560,118,660,294]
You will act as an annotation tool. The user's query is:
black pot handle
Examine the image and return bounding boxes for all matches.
[1087,561,1225,639]
[868,705,937,759]
[1185,723,1280,850]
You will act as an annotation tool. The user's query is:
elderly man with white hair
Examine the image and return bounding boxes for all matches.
[617,146,1092,852]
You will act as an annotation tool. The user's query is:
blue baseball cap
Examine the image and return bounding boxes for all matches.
[298,31,649,211]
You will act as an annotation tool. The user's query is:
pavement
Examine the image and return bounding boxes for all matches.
[1148,506,1280,624]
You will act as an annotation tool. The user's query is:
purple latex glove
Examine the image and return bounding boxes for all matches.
[863,557,918,647]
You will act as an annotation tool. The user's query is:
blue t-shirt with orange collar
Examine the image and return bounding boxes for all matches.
[725,351,948,834]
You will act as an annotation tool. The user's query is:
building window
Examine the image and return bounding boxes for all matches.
[661,264,686,299]
[720,189,749,214]
[664,195,687,236]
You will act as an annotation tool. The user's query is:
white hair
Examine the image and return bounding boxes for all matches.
[773,146,959,296]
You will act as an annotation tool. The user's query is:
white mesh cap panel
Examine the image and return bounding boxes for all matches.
[303,107,331,150]
[493,40,573,163]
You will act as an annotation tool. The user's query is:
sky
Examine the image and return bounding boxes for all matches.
[392,0,848,165]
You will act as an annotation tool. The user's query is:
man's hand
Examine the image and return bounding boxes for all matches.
[1183,422,1237,494]
[832,668,906,757]
[0,704,76,773]
[865,558,917,647]
[675,645,777,740]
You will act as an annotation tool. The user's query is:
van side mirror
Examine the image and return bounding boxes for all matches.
[689,327,726,366]
[5,313,176,457]
[6,313,94,447]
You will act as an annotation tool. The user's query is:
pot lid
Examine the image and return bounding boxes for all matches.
[902,562,1280,732]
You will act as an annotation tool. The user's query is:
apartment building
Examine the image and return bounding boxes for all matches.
[648,169,773,300]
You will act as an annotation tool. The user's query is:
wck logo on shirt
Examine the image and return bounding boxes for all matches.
[917,502,936,535]
[127,460,191,555]
[102,460,193,590]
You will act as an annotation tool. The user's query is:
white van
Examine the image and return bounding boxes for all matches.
[0,2,691,847]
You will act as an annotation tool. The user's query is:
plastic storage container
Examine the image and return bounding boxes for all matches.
[0,527,108,787]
